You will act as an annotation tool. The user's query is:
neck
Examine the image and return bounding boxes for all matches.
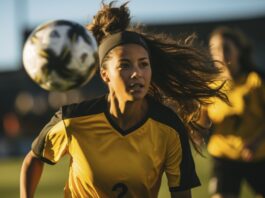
[233,72,247,85]
[107,93,148,130]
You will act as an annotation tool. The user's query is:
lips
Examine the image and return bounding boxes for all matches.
[130,82,144,88]
[129,82,144,91]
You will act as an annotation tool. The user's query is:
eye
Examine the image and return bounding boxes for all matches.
[140,61,150,68]
[118,62,130,69]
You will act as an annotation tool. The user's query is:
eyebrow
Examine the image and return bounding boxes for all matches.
[119,57,149,62]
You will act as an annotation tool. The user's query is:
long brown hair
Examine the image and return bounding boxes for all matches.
[87,1,228,153]
[210,26,265,79]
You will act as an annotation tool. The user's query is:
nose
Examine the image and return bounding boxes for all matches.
[131,66,142,79]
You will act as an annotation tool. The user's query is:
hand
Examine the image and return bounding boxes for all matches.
[241,132,265,162]
[241,147,254,162]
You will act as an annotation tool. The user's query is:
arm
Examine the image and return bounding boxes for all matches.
[171,190,192,198]
[20,109,67,197]
[20,151,44,198]
[241,83,265,161]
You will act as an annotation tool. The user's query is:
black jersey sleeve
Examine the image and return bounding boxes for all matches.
[148,96,201,191]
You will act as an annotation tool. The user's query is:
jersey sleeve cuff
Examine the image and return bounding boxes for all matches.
[31,149,56,165]
[169,181,201,192]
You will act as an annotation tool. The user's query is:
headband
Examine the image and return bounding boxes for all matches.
[98,31,149,66]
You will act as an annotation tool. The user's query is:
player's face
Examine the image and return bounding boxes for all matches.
[222,39,240,78]
[101,44,152,101]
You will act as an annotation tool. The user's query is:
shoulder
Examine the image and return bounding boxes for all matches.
[246,72,263,88]
[62,95,107,119]
[148,97,186,136]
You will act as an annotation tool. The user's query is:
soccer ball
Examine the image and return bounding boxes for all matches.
[22,20,98,91]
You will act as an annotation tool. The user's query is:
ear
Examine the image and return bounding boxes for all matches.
[100,68,110,83]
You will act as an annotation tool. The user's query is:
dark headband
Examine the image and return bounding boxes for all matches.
[98,31,149,66]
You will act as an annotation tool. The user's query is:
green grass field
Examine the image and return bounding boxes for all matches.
[0,150,255,198]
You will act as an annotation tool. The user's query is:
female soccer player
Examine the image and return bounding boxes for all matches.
[207,27,265,198]
[20,2,227,198]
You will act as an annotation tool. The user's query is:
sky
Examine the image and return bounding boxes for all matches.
[0,0,265,71]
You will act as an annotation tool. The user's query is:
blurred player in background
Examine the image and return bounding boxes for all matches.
[20,2,228,198]
[207,26,265,198]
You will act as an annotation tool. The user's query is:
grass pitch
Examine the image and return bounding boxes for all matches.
[0,150,254,198]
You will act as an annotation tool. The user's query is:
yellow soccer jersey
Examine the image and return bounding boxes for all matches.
[207,72,265,161]
[32,95,200,198]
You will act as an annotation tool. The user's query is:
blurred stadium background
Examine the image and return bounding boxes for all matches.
[0,0,264,197]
